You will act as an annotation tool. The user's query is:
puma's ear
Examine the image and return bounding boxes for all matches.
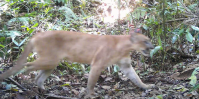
[129,28,142,42]
[130,28,142,34]
[135,28,142,33]
[129,28,142,36]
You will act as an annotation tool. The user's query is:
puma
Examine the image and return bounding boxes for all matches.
[0,29,155,97]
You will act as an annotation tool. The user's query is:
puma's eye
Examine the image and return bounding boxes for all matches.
[144,41,149,44]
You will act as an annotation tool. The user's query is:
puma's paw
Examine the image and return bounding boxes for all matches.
[147,84,155,89]
[84,93,99,99]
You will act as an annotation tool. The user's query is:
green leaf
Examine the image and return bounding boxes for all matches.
[113,65,119,72]
[189,76,197,86]
[191,25,199,31]
[6,31,21,46]
[158,36,162,47]
[143,24,148,30]
[29,29,34,34]
[186,32,193,42]
[1,82,7,85]
[156,95,163,99]
[172,35,178,43]
[32,23,38,28]
[7,31,21,38]
[11,88,19,92]
[5,84,17,90]
[191,67,199,76]
[58,6,78,22]
[190,83,199,92]
[26,27,30,31]
[19,37,28,47]
[12,39,19,46]
[188,4,198,10]
[196,50,199,54]
[45,7,52,14]
[132,7,146,19]
[25,11,38,17]
[150,46,162,58]
[178,29,184,35]
[6,84,12,90]
[8,17,31,26]
[189,67,199,86]
[61,82,71,87]
[0,37,5,42]
[0,44,4,48]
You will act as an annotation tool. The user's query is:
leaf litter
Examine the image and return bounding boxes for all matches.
[1,61,199,99]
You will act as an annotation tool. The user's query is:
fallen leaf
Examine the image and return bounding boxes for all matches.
[102,85,111,90]
[105,77,112,81]
[72,89,79,95]
[114,82,120,89]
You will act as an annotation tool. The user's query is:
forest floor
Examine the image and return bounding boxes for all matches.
[0,0,199,99]
[0,55,199,99]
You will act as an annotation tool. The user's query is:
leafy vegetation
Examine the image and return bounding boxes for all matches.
[0,0,199,98]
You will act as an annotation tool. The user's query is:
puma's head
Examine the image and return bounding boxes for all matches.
[129,29,154,56]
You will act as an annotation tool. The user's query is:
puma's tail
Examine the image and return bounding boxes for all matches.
[0,41,33,80]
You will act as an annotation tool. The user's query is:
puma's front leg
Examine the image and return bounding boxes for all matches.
[118,57,155,89]
[86,65,105,96]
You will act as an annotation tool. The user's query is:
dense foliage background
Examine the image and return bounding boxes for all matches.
[0,0,199,98]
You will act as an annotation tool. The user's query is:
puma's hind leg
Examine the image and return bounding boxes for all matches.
[24,58,59,73]
[24,58,59,89]
[35,70,53,89]
[118,57,155,89]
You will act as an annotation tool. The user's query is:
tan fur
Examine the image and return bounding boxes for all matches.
[0,30,155,97]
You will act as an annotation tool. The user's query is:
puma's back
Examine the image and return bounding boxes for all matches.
[0,30,155,98]
[31,31,152,64]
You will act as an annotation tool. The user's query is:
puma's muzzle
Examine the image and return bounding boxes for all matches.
[141,41,154,56]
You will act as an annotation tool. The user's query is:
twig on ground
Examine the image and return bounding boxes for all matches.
[7,77,27,91]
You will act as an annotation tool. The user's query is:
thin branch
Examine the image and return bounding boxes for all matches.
[7,77,27,91]
[178,0,198,17]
